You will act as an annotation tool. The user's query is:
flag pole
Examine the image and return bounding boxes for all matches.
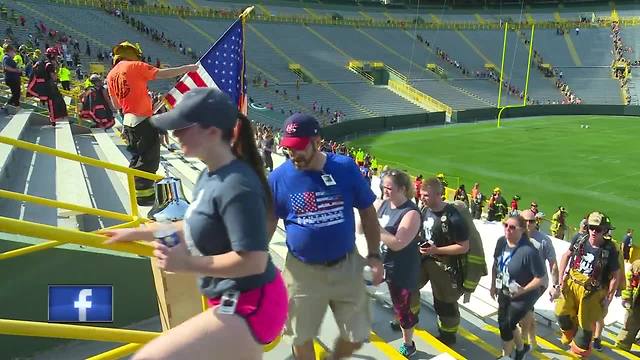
[238,6,253,115]
[240,6,254,19]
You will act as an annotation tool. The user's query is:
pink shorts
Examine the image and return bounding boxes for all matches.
[207,271,288,344]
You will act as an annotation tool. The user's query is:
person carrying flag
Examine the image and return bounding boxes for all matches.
[106,41,197,206]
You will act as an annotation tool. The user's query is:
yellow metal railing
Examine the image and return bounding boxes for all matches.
[0,134,162,260]
[388,79,453,116]
[0,319,155,359]
[0,130,282,357]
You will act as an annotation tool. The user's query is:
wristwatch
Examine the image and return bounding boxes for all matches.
[367,253,382,261]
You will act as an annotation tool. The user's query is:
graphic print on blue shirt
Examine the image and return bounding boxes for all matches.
[290,190,345,227]
[269,153,376,263]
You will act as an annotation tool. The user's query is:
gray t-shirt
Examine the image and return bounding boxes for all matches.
[184,160,276,298]
[493,236,546,302]
[529,230,557,287]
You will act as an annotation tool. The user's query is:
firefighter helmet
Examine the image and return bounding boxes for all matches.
[112,41,143,64]
[45,47,60,57]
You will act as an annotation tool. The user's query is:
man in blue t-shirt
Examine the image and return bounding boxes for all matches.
[267,114,384,360]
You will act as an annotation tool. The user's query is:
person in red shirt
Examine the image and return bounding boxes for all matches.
[413,175,423,205]
[107,41,197,206]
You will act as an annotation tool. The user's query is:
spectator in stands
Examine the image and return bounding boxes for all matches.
[623,229,634,263]
[2,44,21,111]
[260,131,274,172]
[267,114,384,360]
[490,215,545,360]
[58,63,71,91]
[106,41,197,206]
[103,88,287,360]
[376,169,422,357]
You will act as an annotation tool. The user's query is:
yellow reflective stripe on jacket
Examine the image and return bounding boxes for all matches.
[135,187,155,197]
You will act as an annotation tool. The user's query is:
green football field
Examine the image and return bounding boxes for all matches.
[349,115,640,242]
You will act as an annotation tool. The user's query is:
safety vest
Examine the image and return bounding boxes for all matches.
[58,67,70,82]
[568,234,614,290]
[79,86,115,129]
[13,53,23,69]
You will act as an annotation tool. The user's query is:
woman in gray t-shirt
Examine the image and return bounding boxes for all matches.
[376,169,421,358]
[103,88,287,360]
[490,215,545,360]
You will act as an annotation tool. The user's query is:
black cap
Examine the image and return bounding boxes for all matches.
[151,87,238,131]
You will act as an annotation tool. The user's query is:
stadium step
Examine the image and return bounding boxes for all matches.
[0,110,31,181]
[553,12,583,67]
[54,120,94,230]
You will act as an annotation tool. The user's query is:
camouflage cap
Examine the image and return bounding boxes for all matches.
[587,212,614,230]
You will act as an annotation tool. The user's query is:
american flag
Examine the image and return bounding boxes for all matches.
[290,191,345,228]
[163,17,247,113]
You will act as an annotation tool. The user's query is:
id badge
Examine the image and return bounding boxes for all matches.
[495,274,503,289]
[217,290,240,315]
[321,174,336,186]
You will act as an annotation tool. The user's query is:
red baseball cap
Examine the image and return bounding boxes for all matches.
[280,113,320,150]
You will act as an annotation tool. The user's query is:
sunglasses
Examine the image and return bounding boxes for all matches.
[588,225,604,233]
[526,219,537,223]
[503,223,519,231]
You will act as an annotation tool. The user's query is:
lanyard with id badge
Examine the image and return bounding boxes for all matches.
[496,241,522,294]
[321,172,336,186]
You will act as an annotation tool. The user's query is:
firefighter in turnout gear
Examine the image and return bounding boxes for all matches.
[487,187,508,222]
[616,259,640,351]
[555,212,620,357]
[79,74,115,129]
[550,206,568,240]
[106,41,197,206]
[26,47,68,126]
[416,177,470,345]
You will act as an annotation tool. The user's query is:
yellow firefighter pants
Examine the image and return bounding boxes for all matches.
[555,270,607,356]
[617,305,640,350]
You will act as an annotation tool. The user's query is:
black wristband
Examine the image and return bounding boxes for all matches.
[367,253,381,261]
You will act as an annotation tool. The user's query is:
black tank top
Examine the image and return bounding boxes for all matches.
[378,199,420,289]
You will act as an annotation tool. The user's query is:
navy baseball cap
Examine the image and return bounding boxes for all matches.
[151,87,238,131]
[280,113,320,150]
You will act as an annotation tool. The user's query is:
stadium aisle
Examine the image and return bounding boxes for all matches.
[148,137,639,359]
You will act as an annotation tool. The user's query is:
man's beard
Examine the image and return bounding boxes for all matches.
[292,147,316,169]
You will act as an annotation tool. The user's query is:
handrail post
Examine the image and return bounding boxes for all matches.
[127,174,139,219]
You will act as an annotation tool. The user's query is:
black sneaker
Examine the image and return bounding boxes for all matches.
[389,319,401,331]
[593,337,603,351]
[436,332,456,346]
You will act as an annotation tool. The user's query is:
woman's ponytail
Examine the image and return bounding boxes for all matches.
[230,114,273,210]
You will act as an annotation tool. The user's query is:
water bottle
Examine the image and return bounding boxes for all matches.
[363,265,374,286]
[153,215,181,247]
[508,281,521,296]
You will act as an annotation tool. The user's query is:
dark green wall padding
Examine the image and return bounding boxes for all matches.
[0,236,159,359]
[323,105,640,141]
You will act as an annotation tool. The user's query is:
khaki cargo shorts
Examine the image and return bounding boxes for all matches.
[283,250,371,346]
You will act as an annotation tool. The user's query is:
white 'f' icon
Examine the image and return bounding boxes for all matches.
[74,289,93,322]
